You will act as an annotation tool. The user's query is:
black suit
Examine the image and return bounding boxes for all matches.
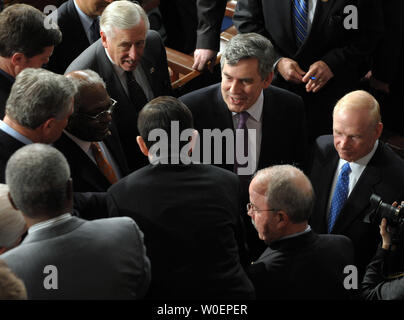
[233,0,383,141]
[107,162,255,300]
[46,0,94,74]
[309,135,404,279]
[0,129,25,183]
[66,32,172,172]
[0,70,13,119]
[54,127,129,192]
[180,83,308,260]
[248,230,355,299]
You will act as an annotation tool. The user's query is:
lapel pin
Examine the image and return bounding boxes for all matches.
[150,67,155,74]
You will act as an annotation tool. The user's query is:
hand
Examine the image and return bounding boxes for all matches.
[193,49,217,72]
[302,60,334,93]
[276,57,306,84]
[380,218,393,250]
[369,76,390,94]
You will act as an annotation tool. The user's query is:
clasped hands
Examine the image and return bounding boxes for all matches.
[276,57,334,93]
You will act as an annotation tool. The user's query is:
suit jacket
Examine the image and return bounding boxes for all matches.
[179,83,308,173]
[54,127,129,192]
[1,216,151,299]
[233,0,383,139]
[0,129,25,183]
[107,162,255,300]
[0,70,13,119]
[65,31,172,172]
[309,135,404,278]
[248,230,355,299]
[196,0,227,51]
[46,0,93,74]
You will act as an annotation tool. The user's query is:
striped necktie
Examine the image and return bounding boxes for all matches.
[293,0,308,47]
[91,142,118,184]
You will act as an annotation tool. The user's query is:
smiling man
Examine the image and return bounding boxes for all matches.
[180,32,308,260]
[54,69,129,192]
[0,4,62,118]
[66,0,172,172]
[309,90,404,281]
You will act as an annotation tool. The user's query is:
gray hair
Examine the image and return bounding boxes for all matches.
[221,33,276,80]
[5,68,76,129]
[100,0,149,39]
[67,69,106,112]
[254,165,315,223]
[5,144,71,218]
[0,184,26,249]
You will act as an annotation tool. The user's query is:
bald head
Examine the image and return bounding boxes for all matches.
[251,165,314,223]
[333,90,381,125]
[332,90,383,162]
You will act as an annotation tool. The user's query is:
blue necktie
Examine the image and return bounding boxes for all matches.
[89,18,100,44]
[293,0,308,47]
[328,163,351,233]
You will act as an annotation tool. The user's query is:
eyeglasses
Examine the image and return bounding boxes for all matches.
[247,203,279,213]
[76,98,117,121]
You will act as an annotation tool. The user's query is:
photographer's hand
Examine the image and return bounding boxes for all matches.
[380,218,393,250]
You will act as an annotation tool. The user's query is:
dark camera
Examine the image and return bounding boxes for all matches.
[369,194,404,229]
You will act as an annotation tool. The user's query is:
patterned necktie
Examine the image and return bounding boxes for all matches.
[293,0,308,47]
[90,142,118,184]
[234,111,250,174]
[328,162,351,233]
[125,71,148,113]
[89,17,100,44]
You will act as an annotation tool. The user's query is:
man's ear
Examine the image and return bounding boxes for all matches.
[66,178,73,202]
[8,192,18,210]
[100,31,108,49]
[277,210,289,229]
[188,129,199,154]
[136,136,149,156]
[263,71,274,89]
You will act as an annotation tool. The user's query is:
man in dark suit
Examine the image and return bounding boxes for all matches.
[0,68,75,183]
[1,143,150,299]
[107,96,255,300]
[47,0,114,74]
[309,90,404,280]
[54,69,129,192]
[233,0,382,142]
[247,164,354,299]
[66,0,172,172]
[180,33,307,259]
[0,4,62,117]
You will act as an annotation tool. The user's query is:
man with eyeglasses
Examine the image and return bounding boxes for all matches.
[54,69,129,192]
[247,164,355,299]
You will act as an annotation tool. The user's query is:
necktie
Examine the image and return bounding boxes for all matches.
[125,71,148,113]
[328,162,351,233]
[90,142,118,184]
[234,111,250,174]
[89,17,100,44]
[293,0,308,47]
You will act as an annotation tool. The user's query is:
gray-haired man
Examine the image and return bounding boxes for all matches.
[66,0,172,172]
[0,68,75,183]
[180,32,308,260]
[1,143,150,299]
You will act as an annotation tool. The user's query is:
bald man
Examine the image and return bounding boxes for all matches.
[309,90,404,281]
[247,165,354,299]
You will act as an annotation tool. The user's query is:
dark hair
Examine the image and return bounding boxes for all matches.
[137,96,194,150]
[0,4,62,58]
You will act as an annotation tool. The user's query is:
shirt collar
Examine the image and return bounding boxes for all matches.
[232,91,264,122]
[73,0,94,32]
[340,139,379,170]
[28,213,72,234]
[0,120,33,145]
[64,130,92,153]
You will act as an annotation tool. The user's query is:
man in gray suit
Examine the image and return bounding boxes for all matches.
[1,143,150,299]
[66,0,172,172]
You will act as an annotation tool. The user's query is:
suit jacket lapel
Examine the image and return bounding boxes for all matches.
[66,0,90,47]
[310,0,335,36]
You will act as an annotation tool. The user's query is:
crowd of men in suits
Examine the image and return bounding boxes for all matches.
[0,0,404,300]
